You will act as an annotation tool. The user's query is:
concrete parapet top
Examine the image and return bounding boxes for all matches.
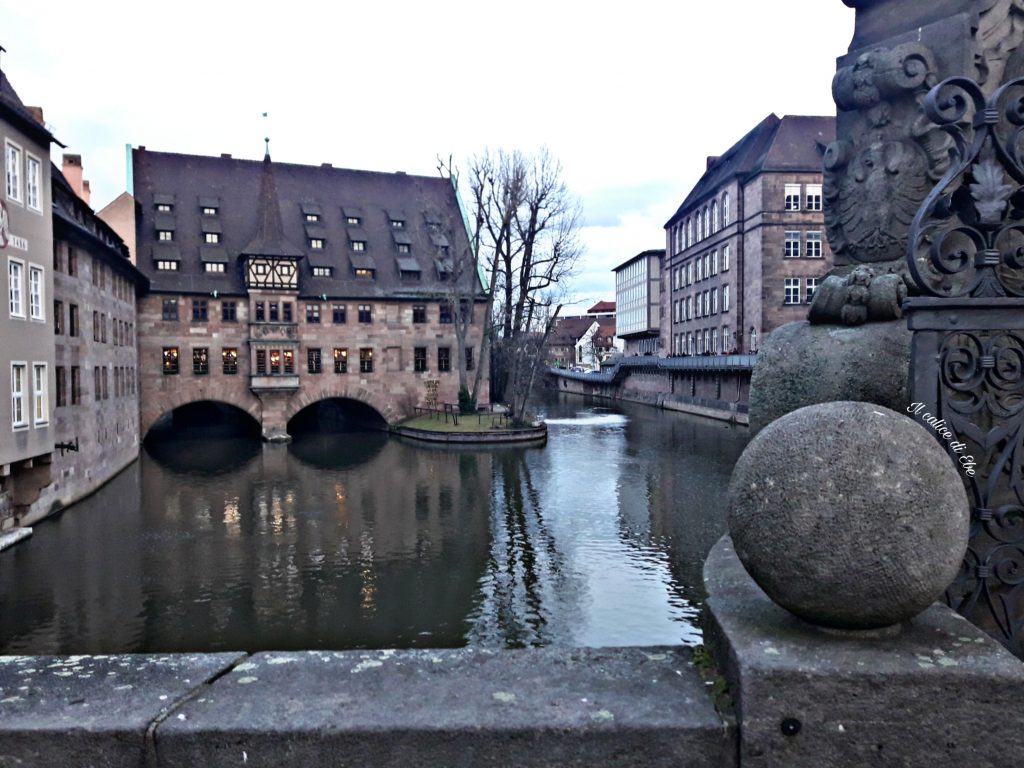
[0,646,734,768]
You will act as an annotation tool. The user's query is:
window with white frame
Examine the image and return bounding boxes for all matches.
[32,363,47,425]
[687,218,694,247]
[806,231,823,258]
[204,262,225,273]
[703,253,709,278]
[704,290,710,316]
[687,262,694,283]
[806,277,819,304]
[711,201,719,233]
[806,184,823,211]
[157,230,173,241]
[784,277,801,304]
[696,258,702,282]
[722,284,730,312]
[26,154,42,212]
[702,207,709,239]
[695,293,702,318]
[712,288,718,315]
[8,258,24,317]
[711,250,719,275]
[156,260,178,271]
[722,326,730,354]
[751,328,758,351]
[704,328,711,354]
[722,244,730,271]
[204,232,220,244]
[784,184,801,211]
[5,141,22,203]
[29,265,43,320]
[11,363,26,428]
[722,193,730,226]
[686,296,692,320]
[784,231,801,258]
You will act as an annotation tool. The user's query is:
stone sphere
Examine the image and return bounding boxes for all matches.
[726,401,969,629]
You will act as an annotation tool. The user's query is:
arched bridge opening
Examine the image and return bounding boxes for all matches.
[144,400,263,445]
[287,397,388,436]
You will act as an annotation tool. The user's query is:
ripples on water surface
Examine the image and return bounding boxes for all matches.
[0,394,748,654]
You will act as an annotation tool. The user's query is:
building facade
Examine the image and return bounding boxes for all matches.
[614,249,663,356]
[663,114,835,356]
[131,147,487,440]
[0,70,57,528]
[32,166,147,523]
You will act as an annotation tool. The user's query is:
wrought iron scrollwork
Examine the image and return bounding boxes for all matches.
[908,75,1024,297]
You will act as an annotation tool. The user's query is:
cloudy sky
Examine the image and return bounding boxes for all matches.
[4,1,854,307]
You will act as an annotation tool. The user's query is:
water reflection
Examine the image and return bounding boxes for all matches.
[0,393,749,654]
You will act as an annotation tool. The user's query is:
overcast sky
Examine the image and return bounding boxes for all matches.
[4,1,854,309]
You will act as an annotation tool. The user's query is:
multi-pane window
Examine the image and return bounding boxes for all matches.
[722,284,730,312]
[397,243,411,254]
[255,301,265,321]
[156,203,173,213]
[440,301,454,324]
[306,303,321,323]
[414,347,428,372]
[333,348,348,373]
[438,347,451,372]
[312,267,331,277]
[6,142,22,202]
[54,300,63,334]
[283,350,295,374]
[308,348,322,374]
[412,304,427,323]
[93,367,101,401]
[222,348,238,374]
[358,304,372,323]
[222,301,237,322]
[283,303,293,322]
[26,155,41,211]
[390,219,405,229]
[256,349,268,375]
[712,289,718,315]
[69,304,79,336]
[56,366,66,407]
[204,232,220,244]
[722,245,730,272]
[193,348,209,375]
[10,363,26,428]
[346,216,361,226]
[163,347,179,374]
[157,230,174,241]
[192,299,208,322]
[806,184,823,211]
[722,326,731,354]
[784,184,801,211]
[156,260,178,270]
[722,193,730,227]
[806,231,823,258]
[332,304,347,323]
[92,310,100,341]
[305,213,320,223]
[784,231,801,258]
[354,268,374,279]
[162,298,178,320]
[359,348,374,373]
[8,258,24,317]
[33,363,47,425]
[784,278,801,305]
[309,238,324,249]
[711,251,719,276]
[205,262,225,273]
[352,241,366,252]
[202,206,218,216]
[806,277,819,304]
[269,302,280,322]
[71,366,81,404]
[28,265,43,320]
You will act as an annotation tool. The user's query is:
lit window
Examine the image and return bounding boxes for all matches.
[163,347,180,375]
[438,347,451,372]
[308,348,322,374]
[806,231,823,258]
[6,141,22,203]
[412,304,427,323]
[312,266,331,277]
[306,303,321,323]
[11,363,27,428]
[156,260,178,271]
[784,184,801,211]
[222,348,238,374]
[784,231,801,258]
[26,155,42,212]
[334,348,348,373]
[192,348,209,375]
[202,206,218,215]
[352,240,366,252]
[355,267,374,279]
[347,216,361,226]
[156,203,172,213]
[806,184,823,212]
[332,304,346,323]
[305,213,320,222]
[204,232,220,244]
[310,238,324,249]
[157,230,173,241]
[205,262,225,273]
[784,278,801,304]
[806,277,819,304]
[397,243,411,254]
[8,258,24,318]
[358,304,372,323]
[283,350,295,374]
[414,347,427,372]
[359,348,374,373]
[390,219,405,229]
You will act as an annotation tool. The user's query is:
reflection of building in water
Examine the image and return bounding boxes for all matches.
[135,437,492,651]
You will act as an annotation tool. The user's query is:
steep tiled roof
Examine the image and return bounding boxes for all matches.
[133,148,481,299]
[0,69,58,147]
[547,316,598,346]
[665,114,834,227]
[588,300,615,314]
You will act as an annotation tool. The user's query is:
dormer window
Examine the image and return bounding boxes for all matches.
[347,216,361,226]
[397,243,411,254]
[156,260,178,271]
[390,219,404,229]
[202,206,218,216]
[310,238,324,249]
[352,241,366,252]
[355,268,374,279]
[157,230,173,241]
[156,203,172,213]
[305,213,320,223]
[204,232,220,244]
[313,266,332,277]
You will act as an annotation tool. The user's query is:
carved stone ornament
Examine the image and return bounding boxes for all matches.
[975,0,1024,91]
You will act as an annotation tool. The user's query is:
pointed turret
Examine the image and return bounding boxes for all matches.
[240,145,304,259]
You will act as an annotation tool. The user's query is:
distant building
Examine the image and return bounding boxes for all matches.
[663,114,835,355]
[131,147,487,440]
[0,68,58,528]
[613,249,663,355]
[546,315,618,370]
[586,300,616,317]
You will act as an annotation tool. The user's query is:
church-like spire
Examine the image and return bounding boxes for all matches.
[240,146,303,258]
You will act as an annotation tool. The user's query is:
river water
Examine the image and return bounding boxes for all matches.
[0,394,749,654]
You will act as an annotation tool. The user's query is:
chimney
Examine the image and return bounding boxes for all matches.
[26,106,45,127]
[706,155,720,171]
[62,154,91,205]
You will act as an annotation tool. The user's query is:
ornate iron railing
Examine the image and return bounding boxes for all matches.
[906,75,1024,658]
